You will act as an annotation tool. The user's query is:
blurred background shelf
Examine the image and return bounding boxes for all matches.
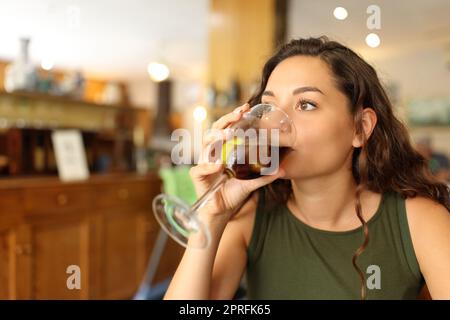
[0,89,152,177]
[0,89,132,110]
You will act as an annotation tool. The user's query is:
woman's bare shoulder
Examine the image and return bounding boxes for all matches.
[404,196,450,298]
[405,196,449,224]
[404,196,449,241]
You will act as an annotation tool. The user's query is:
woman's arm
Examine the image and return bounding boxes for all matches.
[164,194,257,300]
[406,196,450,299]
[209,194,257,299]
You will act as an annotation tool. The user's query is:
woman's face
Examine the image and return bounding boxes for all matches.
[261,55,356,180]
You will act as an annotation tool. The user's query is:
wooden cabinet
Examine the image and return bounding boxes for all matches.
[0,188,27,299]
[100,208,146,299]
[0,226,20,299]
[26,217,91,299]
[0,173,184,299]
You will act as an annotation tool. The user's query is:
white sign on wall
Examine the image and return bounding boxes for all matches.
[51,130,89,182]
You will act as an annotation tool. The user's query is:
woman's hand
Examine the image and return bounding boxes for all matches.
[189,103,285,223]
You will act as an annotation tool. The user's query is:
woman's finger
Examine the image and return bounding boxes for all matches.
[202,128,229,148]
[190,162,224,179]
[200,127,237,164]
[211,103,250,130]
[198,140,221,165]
[197,142,212,164]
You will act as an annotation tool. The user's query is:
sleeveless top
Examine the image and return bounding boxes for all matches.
[246,190,425,299]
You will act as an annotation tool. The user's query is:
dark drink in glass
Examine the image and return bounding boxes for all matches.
[220,135,292,180]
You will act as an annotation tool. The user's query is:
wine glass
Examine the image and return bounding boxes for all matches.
[152,103,297,249]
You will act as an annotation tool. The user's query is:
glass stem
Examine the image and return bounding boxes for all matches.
[186,173,229,217]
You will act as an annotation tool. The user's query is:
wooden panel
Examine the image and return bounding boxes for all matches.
[0,224,32,299]
[31,217,90,299]
[0,188,23,213]
[0,189,23,237]
[101,209,143,299]
[87,213,103,299]
[0,189,22,212]
[24,186,92,215]
[12,224,32,299]
[0,229,13,299]
[0,212,21,232]
[94,181,151,210]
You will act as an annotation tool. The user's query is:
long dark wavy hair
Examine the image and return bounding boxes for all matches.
[247,37,450,300]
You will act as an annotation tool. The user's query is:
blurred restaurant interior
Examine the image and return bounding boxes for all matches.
[0,0,449,299]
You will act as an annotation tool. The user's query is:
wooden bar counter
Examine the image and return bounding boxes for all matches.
[0,173,184,299]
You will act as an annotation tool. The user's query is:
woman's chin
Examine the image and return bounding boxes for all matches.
[278,168,310,180]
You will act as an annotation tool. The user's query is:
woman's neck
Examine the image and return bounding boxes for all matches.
[288,169,371,231]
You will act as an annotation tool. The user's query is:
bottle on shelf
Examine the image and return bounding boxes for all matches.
[4,38,37,92]
[36,70,56,94]
[58,70,85,99]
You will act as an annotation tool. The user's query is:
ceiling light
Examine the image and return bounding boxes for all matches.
[41,58,54,71]
[333,7,348,20]
[147,62,170,82]
[193,105,207,122]
[365,33,381,48]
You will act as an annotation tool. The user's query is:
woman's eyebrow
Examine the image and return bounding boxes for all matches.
[293,86,324,95]
[262,90,275,97]
[262,86,324,97]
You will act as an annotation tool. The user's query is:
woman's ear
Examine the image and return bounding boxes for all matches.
[352,108,377,148]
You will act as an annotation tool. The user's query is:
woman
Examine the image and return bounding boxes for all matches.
[165,37,450,300]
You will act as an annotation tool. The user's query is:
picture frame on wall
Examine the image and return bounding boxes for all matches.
[51,130,89,182]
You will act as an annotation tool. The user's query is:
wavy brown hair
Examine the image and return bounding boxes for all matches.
[247,37,450,300]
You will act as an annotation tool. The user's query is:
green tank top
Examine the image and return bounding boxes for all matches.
[246,190,425,300]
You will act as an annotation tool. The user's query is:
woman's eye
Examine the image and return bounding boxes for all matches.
[297,100,317,111]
